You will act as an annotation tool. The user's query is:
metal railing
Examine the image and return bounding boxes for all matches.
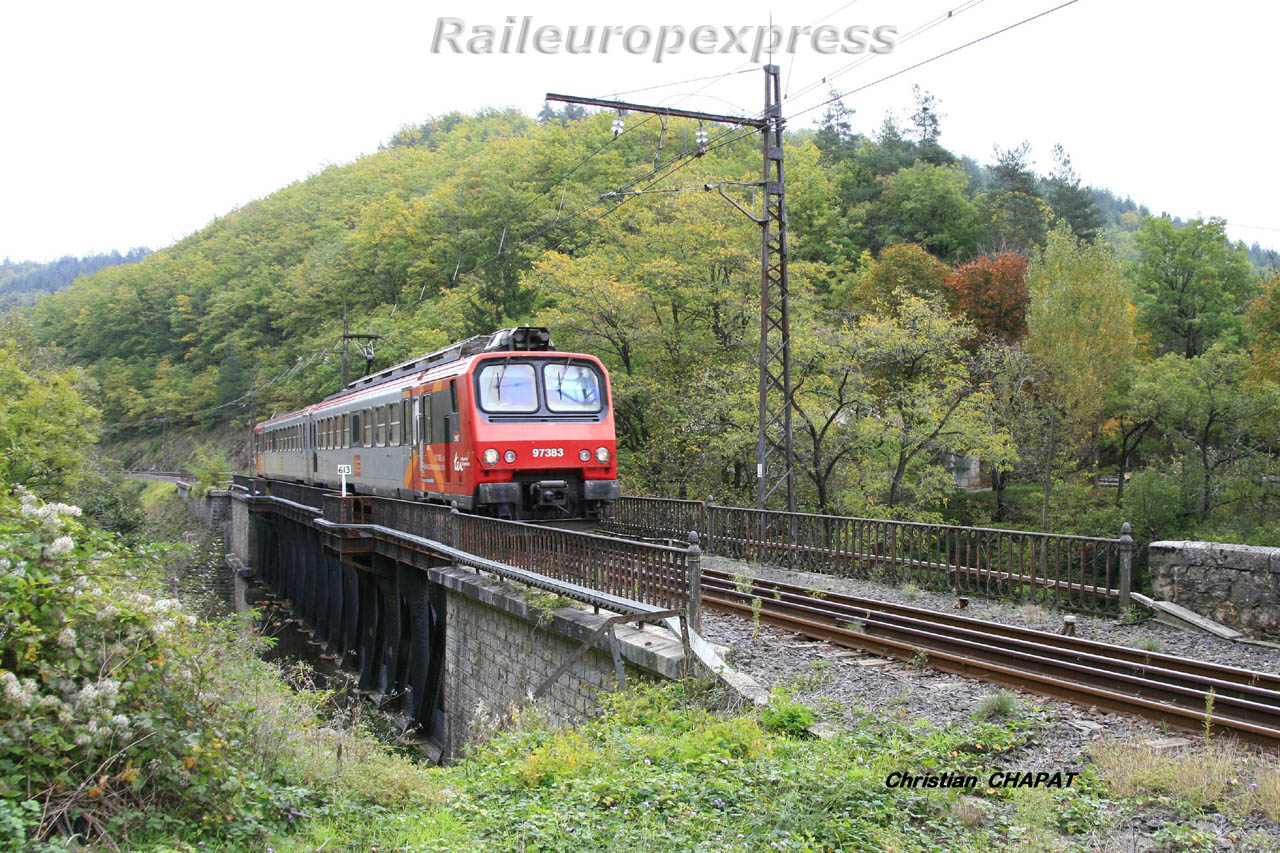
[366,498,702,620]
[603,496,1131,615]
[260,479,327,511]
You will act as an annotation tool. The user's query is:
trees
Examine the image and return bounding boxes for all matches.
[1045,144,1103,243]
[980,142,1051,255]
[1131,344,1280,523]
[1026,225,1136,527]
[841,243,950,314]
[1245,271,1280,380]
[1132,216,1255,358]
[871,162,979,263]
[0,320,99,495]
[833,297,1010,516]
[944,253,1029,344]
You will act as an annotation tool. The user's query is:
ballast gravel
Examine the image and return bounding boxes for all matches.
[697,555,1280,852]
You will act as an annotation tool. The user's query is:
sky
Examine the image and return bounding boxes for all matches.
[2,0,1277,263]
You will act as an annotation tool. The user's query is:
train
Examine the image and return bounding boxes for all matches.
[252,327,620,520]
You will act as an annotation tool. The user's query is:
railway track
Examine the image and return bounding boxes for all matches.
[701,569,1280,747]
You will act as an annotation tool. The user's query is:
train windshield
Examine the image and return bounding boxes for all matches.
[543,363,602,413]
[477,363,538,413]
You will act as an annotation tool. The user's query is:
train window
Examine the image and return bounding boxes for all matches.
[350,413,361,447]
[341,414,348,448]
[477,364,537,413]
[419,394,431,444]
[323,418,329,450]
[450,379,457,413]
[389,402,401,446]
[544,363,603,413]
[364,409,374,447]
[372,406,383,447]
[401,400,410,445]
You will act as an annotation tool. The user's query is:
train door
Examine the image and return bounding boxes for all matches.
[417,393,431,487]
[441,388,452,486]
[310,419,318,479]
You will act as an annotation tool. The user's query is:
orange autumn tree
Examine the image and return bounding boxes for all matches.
[943,252,1029,344]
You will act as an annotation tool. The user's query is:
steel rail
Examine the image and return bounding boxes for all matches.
[701,573,1280,746]
[704,569,1280,693]
[701,581,1280,730]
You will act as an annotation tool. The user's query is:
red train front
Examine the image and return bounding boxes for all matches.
[253,327,619,521]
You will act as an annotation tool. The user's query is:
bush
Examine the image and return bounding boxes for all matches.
[0,489,437,848]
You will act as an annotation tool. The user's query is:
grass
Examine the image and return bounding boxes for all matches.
[1136,636,1162,652]
[1090,738,1242,811]
[262,681,1280,852]
[280,681,1082,852]
[976,689,1018,719]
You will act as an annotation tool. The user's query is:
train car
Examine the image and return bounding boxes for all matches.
[253,327,620,520]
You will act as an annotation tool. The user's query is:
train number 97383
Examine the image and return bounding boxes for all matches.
[531,447,564,458]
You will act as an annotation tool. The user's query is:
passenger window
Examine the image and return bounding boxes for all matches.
[351,413,361,447]
[543,363,603,413]
[364,409,374,447]
[389,403,401,446]
[476,364,537,413]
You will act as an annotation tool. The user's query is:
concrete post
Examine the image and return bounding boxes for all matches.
[687,530,702,634]
[1118,521,1133,611]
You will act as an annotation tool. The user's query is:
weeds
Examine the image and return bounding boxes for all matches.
[1137,636,1162,653]
[976,690,1018,719]
[750,597,763,639]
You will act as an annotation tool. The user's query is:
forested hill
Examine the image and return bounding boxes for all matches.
[26,97,1280,546]
[0,248,151,308]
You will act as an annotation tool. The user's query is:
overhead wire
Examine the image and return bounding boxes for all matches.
[785,0,1084,126]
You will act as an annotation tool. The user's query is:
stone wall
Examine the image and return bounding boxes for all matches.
[176,484,231,536]
[228,493,255,568]
[1149,541,1280,639]
[434,565,685,761]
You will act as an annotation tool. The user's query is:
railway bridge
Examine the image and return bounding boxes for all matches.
[217,476,715,761]
[179,476,1280,750]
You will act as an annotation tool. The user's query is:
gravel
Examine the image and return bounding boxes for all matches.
[702,555,1280,674]
[697,555,1280,851]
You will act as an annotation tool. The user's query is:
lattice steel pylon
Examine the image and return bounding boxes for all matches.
[546,65,795,512]
[755,65,795,513]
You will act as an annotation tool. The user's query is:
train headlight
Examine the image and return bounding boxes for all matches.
[595,446,610,464]
[504,449,517,464]
[483,448,499,466]
[578,449,591,462]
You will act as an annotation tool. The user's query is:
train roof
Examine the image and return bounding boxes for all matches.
[255,327,606,429]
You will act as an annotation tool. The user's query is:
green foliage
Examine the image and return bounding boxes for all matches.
[1246,271,1280,380]
[1132,216,1256,358]
[759,690,817,738]
[871,163,979,263]
[189,442,232,497]
[0,490,437,848]
[0,320,99,495]
[975,690,1018,719]
[1130,344,1280,522]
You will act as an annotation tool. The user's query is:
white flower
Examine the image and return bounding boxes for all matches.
[47,537,75,557]
[74,733,91,747]
[0,558,10,572]
[57,628,77,648]
[111,714,130,729]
